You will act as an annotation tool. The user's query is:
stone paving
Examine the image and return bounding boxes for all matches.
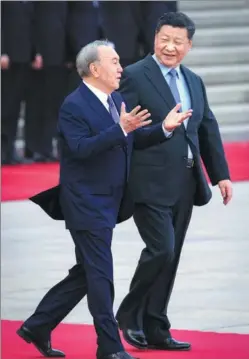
[1,181,249,334]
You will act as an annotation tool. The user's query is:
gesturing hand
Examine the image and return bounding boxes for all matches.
[163,104,193,132]
[119,103,152,134]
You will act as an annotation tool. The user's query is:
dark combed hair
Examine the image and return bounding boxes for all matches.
[155,12,196,40]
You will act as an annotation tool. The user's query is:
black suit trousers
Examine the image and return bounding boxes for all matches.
[25,66,67,156]
[116,167,196,342]
[1,64,29,159]
[25,228,123,355]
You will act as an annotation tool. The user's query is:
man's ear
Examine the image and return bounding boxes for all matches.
[89,62,99,78]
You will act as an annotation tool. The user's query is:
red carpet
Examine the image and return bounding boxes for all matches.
[1,142,249,202]
[2,320,249,359]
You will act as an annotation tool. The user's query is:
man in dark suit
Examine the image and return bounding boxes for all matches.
[116,12,233,351]
[1,1,35,164]
[16,40,192,359]
[25,1,68,162]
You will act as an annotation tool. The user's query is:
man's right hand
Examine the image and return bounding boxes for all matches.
[1,54,10,69]
[163,104,193,132]
[119,102,151,134]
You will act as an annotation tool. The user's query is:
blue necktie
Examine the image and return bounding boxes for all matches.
[107,96,120,123]
[169,68,181,109]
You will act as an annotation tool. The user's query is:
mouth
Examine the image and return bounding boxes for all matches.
[164,54,176,58]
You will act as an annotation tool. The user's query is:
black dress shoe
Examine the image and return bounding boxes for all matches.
[17,325,65,357]
[122,328,148,349]
[148,337,191,351]
[98,351,137,359]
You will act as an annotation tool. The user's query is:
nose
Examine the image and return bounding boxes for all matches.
[166,42,175,51]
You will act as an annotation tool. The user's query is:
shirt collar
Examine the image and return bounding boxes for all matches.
[152,54,180,78]
[83,80,109,104]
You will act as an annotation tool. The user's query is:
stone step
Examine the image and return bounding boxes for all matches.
[186,8,249,28]
[180,0,248,11]
[190,64,249,85]
[193,27,249,47]
[220,123,249,141]
[212,103,249,125]
[207,84,249,105]
[184,46,249,66]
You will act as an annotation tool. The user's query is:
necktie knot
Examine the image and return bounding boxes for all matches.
[169,68,178,78]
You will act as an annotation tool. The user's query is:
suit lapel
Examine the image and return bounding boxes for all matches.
[180,65,199,131]
[143,55,176,110]
[79,82,114,126]
[180,65,196,113]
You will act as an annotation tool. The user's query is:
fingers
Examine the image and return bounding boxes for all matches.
[130,105,141,116]
[120,102,126,115]
[170,103,182,113]
[135,109,151,122]
[174,110,193,126]
[128,111,151,126]
[137,119,152,128]
[139,113,151,122]
[128,107,151,122]
[220,186,226,201]
[223,186,233,205]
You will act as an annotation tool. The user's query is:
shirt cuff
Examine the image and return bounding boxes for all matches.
[119,124,128,137]
[162,123,173,138]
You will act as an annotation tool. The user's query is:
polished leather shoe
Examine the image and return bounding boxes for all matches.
[148,337,191,351]
[17,325,65,357]
[122,328,148,349]
[98,351,137,359]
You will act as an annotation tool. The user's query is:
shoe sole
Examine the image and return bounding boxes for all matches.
[16,328,32,343]
[122,331,148,350]
[148,345,191,351]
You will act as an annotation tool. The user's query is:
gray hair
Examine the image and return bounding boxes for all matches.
[76,40,115,77]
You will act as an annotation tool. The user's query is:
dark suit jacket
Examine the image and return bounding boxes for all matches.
[31,82,166,228]
[66,1,99,63]
[120,55,230,206]
[33,1,68,67]
[1,1,35,63]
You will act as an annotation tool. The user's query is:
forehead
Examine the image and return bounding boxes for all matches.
[98,46,119,60]
[157,25,188,39]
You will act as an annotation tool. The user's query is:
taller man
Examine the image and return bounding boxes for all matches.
[116,12,233,351]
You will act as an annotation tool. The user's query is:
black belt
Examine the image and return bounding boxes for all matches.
[185,157,195,168]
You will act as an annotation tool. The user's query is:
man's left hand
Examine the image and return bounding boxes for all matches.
[218,179,233,205]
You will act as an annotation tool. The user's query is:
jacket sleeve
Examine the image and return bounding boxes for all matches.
[198,78,230,185]
[58,101,127,160]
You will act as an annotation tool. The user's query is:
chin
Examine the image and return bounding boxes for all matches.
[163,57,177,67]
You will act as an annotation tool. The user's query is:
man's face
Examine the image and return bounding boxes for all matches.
[154,25,192,68]
[92,46,123,92]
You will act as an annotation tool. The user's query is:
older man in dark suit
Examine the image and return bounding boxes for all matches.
[16,40,192,359]
[116,12,233,351]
